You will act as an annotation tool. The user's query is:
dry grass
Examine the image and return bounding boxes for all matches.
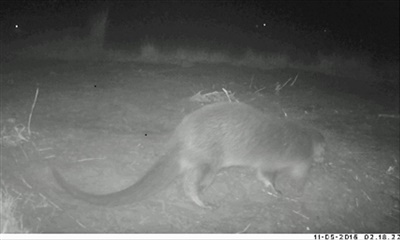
[0,119,30,148]
[0,188,29,233]
[189,88,238,104]
[0,87,66,232]
[1,88,38,148]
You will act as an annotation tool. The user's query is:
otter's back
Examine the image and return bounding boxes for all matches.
[176,102,308,168]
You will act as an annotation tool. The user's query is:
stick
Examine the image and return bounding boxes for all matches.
[290,73,299,86]
[254,86,266,94]
[20,176,32,189]
[222,88,232,102]
[292,210,310,220]
[237,223,251,233]
[76,157,105,163]
[28,88,39,136]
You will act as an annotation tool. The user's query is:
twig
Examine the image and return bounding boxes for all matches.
[222,88,232,102]
[236,223,251,233]
[15,124,29,142]
[265,191,279,198]
[290,73,299,86]
[292,210,310,220]
[254,86,266,94]
[20,177,32,189]
[75,157,105,163]
[75,219,87,229]
[28,87,39,136]
[281,77,292,88]
[275,74,298,94]
[362,190,372,201]
[45,198,62,211]
[65,213,87,229]
[386,166,395,175]
[37,147,53,152]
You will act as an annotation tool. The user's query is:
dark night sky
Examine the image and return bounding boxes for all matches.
[1,0,399,59]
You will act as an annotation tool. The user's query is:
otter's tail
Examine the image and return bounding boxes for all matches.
[52,147,181,207]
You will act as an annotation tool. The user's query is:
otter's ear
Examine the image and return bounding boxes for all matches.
[313,143,326,163]
[311,130,326,163]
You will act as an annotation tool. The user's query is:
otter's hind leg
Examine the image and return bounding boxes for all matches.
[183,164,216,208]
[198,165,218,193]
[288,161,311,193]
[256,169,282,195]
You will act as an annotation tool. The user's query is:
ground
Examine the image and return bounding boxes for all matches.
[1,59,399,233]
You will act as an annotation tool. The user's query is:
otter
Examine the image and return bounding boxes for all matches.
[52,102,326,208]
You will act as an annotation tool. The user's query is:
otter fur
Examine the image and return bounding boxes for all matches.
[52,102,326,208]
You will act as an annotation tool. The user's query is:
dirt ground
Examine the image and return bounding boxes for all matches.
[1,59,399,233]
